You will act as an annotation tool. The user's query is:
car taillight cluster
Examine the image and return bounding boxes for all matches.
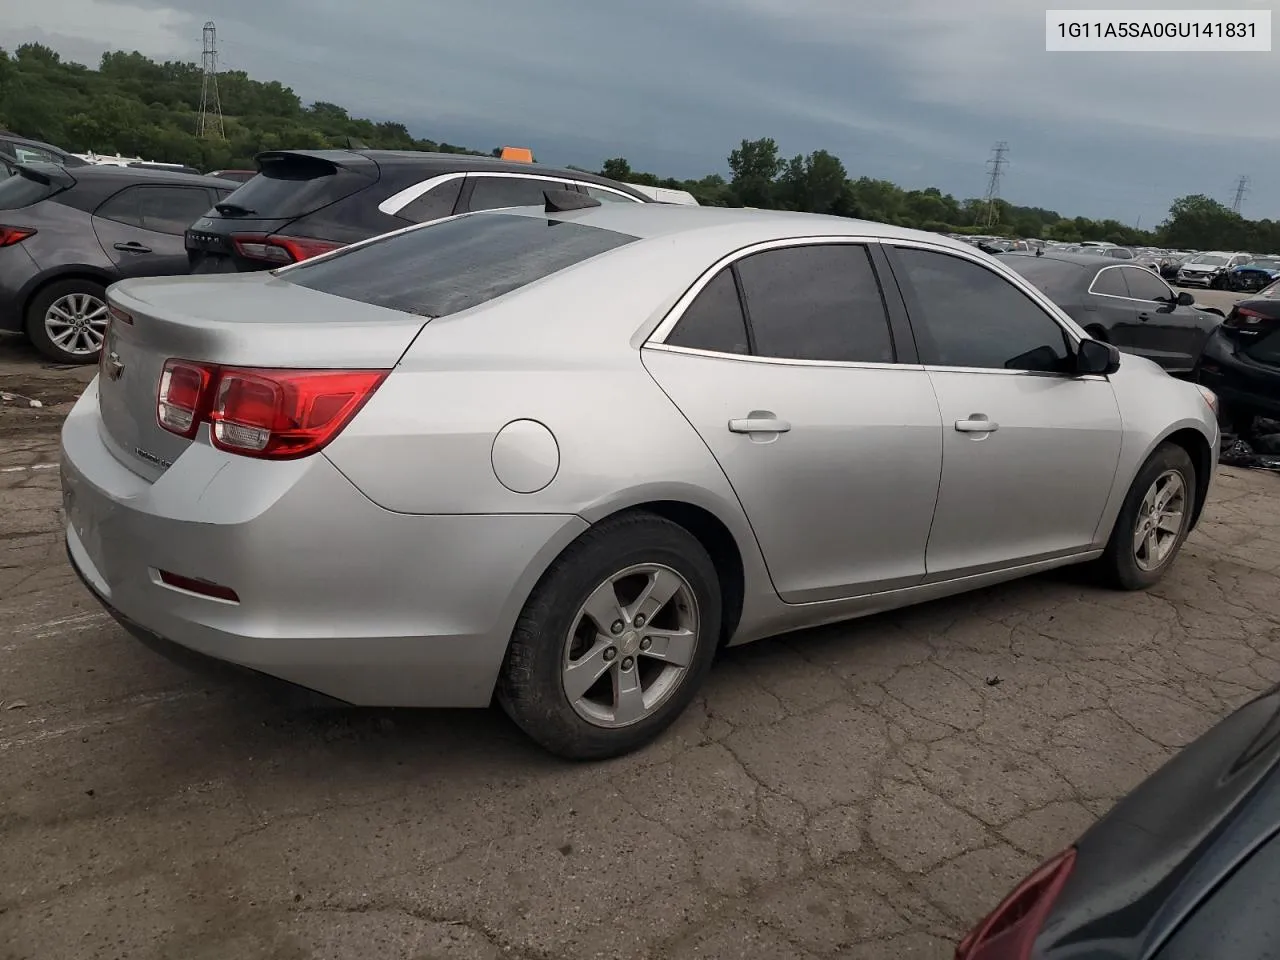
[0,225,36,247]
[955,848,1076,960]
[156,359,388,460]
[1224,306,1275,330]
[230,233,344,265]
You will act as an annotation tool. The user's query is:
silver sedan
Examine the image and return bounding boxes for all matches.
[60,200,1220,759]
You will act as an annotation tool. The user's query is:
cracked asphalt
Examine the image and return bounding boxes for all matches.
[3,319,1279,960]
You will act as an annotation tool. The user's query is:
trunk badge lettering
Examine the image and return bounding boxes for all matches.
[134,447,173,469]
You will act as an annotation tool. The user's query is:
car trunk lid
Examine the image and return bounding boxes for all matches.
[98,272,424,480]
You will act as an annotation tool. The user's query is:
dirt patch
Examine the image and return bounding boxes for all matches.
[0,334,95,439]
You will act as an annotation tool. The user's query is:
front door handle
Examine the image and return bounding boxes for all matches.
[114,241,152,253]
[728,416,791,434]
[955,416,999,433]
[1139,312,1151,321]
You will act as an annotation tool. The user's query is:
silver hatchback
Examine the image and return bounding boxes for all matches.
[60,202,1220,759]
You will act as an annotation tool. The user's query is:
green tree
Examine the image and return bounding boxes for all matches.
[728,137,783,207]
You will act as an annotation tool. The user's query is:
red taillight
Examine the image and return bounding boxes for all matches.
[1224,306,1275,329]
[156,359,387,459]
[0,225,36,247]
[230,232,344,264]
[955,848,1076,960]
[108,305,134,325]
[157,361,214,438]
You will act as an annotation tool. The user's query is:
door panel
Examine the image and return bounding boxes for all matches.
[93,185,214,278]
[1120,266,1206,370]
[645,349,942,601]
[885,244,1125,577]
[923,371,1123,578]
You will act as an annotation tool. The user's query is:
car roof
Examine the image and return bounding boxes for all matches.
[1002,251,1124,269]
[0,130,72,154]
[65,163,237,190]
[500,201,984,252]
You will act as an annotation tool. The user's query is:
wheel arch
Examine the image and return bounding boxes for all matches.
[21,266,115,321]
[1160,426,1214,531]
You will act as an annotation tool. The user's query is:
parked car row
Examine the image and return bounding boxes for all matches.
[0,149,661,362]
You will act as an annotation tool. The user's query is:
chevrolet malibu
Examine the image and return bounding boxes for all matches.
[60,199,1220,760]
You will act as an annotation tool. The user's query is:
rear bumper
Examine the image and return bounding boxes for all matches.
[1197,329,1280,419]
[60,383,588,707]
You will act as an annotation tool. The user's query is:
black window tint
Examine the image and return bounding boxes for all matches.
[95,187,144,226]
[398,178,463,223]
[221,154,366,219]
[0,171,58,208]
[1006,258,1090,300]
[283,213,637,318]
[1123,267,1172,301]
[667,269,750,354]
[468,176,567,212]
[896,248,1072,373]
[735,245,894,363]
[97,186,213,234]
[1090,267,1129,297]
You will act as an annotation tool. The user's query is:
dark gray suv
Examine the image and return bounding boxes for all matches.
[0,162,236,363]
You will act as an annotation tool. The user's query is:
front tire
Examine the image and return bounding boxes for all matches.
[498,512,722,760]
[24,278,110,364]
[1095,443,1196,590]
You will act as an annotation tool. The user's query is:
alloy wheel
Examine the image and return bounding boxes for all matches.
[1133,469,1187,572]
[561,563,700,728]
[44,292,108,357]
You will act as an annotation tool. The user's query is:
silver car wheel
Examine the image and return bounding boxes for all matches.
[44,293,109,356]
[561,562,700,729]
[1133,469,1187,572]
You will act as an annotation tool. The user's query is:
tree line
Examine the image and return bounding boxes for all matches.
[1,43,1274,253]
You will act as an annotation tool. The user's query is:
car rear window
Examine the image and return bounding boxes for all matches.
[0,169,61,209]
[1004,257,1089,299]
[215,153,367,220]
[282,213,639,318]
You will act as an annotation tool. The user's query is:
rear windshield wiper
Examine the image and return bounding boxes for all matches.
[214,201,257,216]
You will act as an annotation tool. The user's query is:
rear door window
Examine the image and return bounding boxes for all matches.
[466,176,571,212]
[397,178,464,223]
[282,212,637,318]
[95,186,215,235]
[735,244,896,363]
[583,185,643,204]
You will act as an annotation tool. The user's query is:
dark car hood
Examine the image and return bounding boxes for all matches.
[1037,684,1280,959]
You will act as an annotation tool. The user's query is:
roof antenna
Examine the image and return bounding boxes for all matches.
[544,189,601,213]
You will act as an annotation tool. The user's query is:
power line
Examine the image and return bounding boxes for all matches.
[197,21,225,140]
[982,141,1009,228]
[1230,174,1250,214]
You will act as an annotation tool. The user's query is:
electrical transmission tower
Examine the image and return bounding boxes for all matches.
[1230,175,1250,214]
[982,141,1009,228]
[197,21,225,140]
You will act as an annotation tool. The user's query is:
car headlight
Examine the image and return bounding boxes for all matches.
[1195,384,1219,416]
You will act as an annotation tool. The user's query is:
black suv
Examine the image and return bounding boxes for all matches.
[185,150,653,273]
[0,163,236,362]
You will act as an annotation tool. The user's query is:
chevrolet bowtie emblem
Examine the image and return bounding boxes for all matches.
[104,351,125,381]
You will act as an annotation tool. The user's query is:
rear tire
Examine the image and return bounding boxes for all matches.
[1094,443,1196,590]
[25,278,110,364]
[498,512,721,760]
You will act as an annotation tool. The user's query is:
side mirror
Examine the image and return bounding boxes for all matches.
[1176,291,1195,306]
[1076,338,1121,376]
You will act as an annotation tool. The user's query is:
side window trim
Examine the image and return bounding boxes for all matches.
[381,170,601,216]
[647,236,910,369]
[881,241,1085,377]
[581,183,646,203]
[1087,264,1133,300]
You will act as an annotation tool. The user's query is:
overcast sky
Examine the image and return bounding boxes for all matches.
[7,0,1277,226]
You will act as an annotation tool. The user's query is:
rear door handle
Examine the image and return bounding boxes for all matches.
[955,416,999,433]
[114,241,152,253]
[728,417,791,434]
[1139,312,1151,321]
